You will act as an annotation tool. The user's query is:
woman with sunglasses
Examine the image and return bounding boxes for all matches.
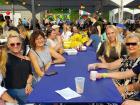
[0,39,18,104]
[5,30,33,104]
[97,25,127,63]
[88,33,140,99]
[95,64,140,105]
[29,30,65,81]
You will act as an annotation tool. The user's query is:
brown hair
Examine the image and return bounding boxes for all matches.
[30,30,45,50]
[45,28,54,37]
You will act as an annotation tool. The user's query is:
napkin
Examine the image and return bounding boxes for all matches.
[54,64,66,67]
[55,87,81,100]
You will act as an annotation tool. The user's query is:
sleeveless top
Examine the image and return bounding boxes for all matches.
[46,38,58,48]
[31,46,52,69]
[5,53,32,89]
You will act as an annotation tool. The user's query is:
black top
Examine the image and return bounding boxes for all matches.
[5,53,32,89]
[21,36,30,56]
[97,42,127,63]
[133,64,140,75]
[91,21,102,35]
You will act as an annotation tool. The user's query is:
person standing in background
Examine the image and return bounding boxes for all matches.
[86,13,102,51]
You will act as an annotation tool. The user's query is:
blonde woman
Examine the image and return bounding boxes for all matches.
[97,25,127,63]
[0,39,17,104]
[88,33,140,99]
[5,31,33,104]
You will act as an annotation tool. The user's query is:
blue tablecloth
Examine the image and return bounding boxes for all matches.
[27,47,123,103]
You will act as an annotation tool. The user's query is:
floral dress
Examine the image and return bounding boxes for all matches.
[115,55,140,99]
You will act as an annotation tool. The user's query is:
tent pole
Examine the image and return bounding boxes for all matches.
[132,9,135,20]
[120,0,124,23]
[31,0,36,30]
[12,0,14,24]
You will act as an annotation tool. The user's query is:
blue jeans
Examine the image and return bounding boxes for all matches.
[90,34,101,51]
[7,88,27,104]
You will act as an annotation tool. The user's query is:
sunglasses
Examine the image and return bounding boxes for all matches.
[125,42,138,46]
[10,42,21,47]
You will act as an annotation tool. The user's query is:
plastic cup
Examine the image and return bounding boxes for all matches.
[5,103,18,105]
[90,71,98,81]
[75,77,85,94]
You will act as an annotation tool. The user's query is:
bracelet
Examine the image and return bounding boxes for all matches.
[101,73,108,78]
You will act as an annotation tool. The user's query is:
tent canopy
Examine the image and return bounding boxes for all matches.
[2,0,119,13]
[125,0,140,9]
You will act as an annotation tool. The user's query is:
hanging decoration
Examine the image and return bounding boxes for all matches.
[79,10,91,16]
[6,11,11,15]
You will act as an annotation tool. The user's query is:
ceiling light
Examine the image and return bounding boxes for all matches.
[38,3,41,6]
[5,1,9,5]
[22,2,26,5]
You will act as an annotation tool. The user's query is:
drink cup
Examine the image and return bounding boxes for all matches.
[6,103,18,105]
[75,77,85,94]
[90,71,98,81]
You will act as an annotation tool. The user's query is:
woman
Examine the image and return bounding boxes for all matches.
[88,33,140,99]
[17,24,30,56]
[61,24,72,40]
[46,28,64,54]
[0,39,17,104]
[29,30,65,81]
[2,16,13,33]
[96,64,140,104]
[97,25,127,63]
[5,31,33,104]
[86,14,101,51]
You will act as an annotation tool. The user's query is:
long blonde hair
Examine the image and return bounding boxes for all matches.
[105,25,122,57]
[0,47,7,77]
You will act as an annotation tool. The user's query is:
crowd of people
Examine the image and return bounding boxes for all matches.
[0,12,139,105]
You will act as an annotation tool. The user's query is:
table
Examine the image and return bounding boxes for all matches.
[27,47,123,104]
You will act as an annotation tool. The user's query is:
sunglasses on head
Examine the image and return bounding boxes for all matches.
[125,42,138,46]
[10,42,21,47]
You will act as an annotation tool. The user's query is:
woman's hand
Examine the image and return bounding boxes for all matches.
[12,100,18,104]
[122,100,140,105]
[25,84,33,95]
[96,73,103,79]
[88,63,97,71]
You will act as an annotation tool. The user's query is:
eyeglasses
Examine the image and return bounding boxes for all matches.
[125,42,138,46]
[10,42,21,47]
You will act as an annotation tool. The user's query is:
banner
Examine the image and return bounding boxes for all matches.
[79,10,90,16]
